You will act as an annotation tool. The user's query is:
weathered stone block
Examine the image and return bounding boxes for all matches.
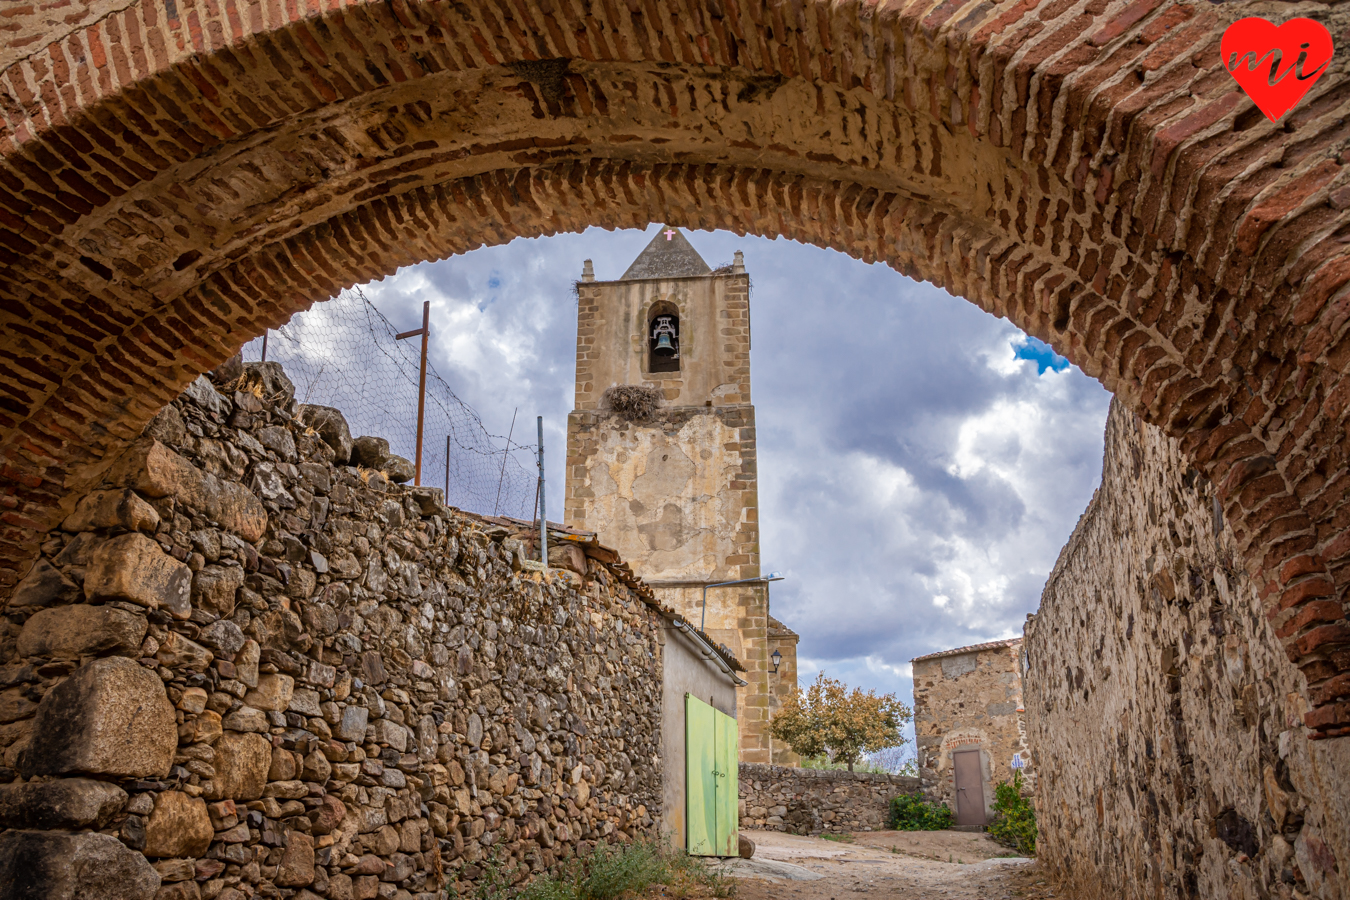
[192,565,245,619]
[298,404,353,464]
[0,830,160,900]
[336,706,368,742]
[370,719,408,751]
[204,732,271,801]
[178,687,208,715]
[8,558,80,608]
[143,792,213,858]
[17,604,148,659]
[155,631,214,671]
[190,710,223,745]
[181,375,231,418]
[244,362,295,407]
[236,640,260,688]
[309,795,346,835]
[221,706,268,733]
[198,620,246,658]
[107,440,267,542]
[551,543,587,575]
[244,673,293,711]
[288,687,321,717]
[61,489,161,533]
[257,425,297,461]
[408,487,444,517]
[0,778,127,829]
[154,881,202,900]
[383,455,414,484]
[152,858,197,883]
[350,436,390,469]
[263,780,307,800]
[19,656,176,779]
[209,352,244,386]
[84,533,192,619]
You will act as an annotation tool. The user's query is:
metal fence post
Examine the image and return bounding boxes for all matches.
[537,416,547,569]
[395,300,430,485]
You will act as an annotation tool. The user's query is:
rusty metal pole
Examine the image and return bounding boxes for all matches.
[395,300,431,486]
[537,416,548,569]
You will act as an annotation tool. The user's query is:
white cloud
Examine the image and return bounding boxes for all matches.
[335,225,1110,708]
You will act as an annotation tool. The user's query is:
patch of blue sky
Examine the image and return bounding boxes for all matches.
[1013,335,1070,374]
[478,272,503,312]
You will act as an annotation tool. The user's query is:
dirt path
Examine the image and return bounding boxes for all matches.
[717,830,1061,900]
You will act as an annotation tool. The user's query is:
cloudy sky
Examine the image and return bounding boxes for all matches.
[265,225,1112,725]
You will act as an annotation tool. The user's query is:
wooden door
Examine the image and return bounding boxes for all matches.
[685,695,738,856]
[952,749,987,826]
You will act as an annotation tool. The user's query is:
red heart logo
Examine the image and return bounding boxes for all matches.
[1221,17,1334,122]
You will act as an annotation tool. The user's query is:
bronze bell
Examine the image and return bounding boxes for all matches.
[651,316,678,355]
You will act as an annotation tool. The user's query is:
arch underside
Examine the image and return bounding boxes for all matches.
[1,0,1350,734]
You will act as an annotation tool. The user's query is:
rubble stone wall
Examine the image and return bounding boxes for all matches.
[737,763,919,835]
[1025,400,1350,900]
[0,363,665,900]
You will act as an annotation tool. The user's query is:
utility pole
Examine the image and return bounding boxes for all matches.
[537,416,548,569]
[395,300,430,486]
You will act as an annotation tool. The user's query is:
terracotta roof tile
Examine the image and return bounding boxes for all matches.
[910,637,1022,663]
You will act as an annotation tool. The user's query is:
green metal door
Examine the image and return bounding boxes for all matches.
[685,695,739,856]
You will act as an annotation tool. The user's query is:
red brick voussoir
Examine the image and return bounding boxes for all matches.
[1,0,1350,734]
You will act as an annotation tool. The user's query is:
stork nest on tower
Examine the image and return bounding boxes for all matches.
[604,385,663,422]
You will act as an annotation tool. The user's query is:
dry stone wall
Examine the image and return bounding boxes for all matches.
[1025,400,1350,900]
[0,361,665,900]
[737,763,919,836]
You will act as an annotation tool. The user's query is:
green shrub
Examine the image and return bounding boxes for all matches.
[508,839,734,900]
[516,876,575,900]
[577,840,669,900]
[888,793,953,831]
[987,771,1037,856]
[446,852,521,900]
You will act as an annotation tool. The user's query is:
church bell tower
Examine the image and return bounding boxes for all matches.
[564,227,789,764]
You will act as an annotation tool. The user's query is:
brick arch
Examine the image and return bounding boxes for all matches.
[2,1,1350,734]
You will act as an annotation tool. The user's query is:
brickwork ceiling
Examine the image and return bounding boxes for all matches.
[2,0,1350,735]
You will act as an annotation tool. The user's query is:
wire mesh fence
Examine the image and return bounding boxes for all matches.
[240,287,539,519]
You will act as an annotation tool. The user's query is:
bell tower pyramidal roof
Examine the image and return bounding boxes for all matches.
[620,226,712,280]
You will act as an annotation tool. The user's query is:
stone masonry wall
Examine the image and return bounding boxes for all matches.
[0,361,665,900]
[1025,400,1350,900]
[737,763,920,836]
[565,405,773,762]
[912,640,1032,820]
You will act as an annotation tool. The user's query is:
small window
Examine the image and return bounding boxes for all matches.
[649,314,680,373]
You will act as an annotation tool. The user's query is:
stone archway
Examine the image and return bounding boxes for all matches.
[1,0,1349,736]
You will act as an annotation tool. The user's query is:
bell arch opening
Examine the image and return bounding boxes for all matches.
[647,306,682,375]
[1,0,1348,743]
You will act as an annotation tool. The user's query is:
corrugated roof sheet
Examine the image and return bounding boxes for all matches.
[910,637,1022,663]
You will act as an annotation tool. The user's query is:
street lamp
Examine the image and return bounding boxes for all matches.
[771,649,783,673]
[701,572,785,632]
